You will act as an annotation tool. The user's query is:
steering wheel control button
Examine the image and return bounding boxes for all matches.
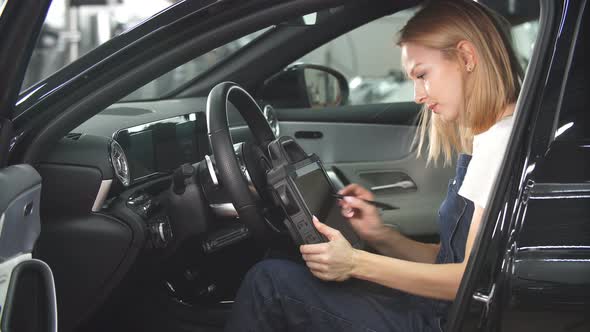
[127,191,155,218]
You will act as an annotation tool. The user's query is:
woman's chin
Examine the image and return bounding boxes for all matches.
[437,111,460,123]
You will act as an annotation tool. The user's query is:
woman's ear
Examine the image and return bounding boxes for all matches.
[456,40,478,72]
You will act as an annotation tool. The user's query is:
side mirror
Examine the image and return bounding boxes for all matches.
[258,64,349,108]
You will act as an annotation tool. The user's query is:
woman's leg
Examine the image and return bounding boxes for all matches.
[224,259,438,332]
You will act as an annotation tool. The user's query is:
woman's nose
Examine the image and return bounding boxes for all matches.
[414,82,427,104]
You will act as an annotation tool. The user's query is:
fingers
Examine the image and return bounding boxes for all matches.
[341,205,354,218]
[337,184,375,218]
[300,243,329,254]
[342,196,372,211]
[338,183,374,200]
[302,253,326,264]
[312,216,342,241]
[303,257,333,281]
[305,261,327,272]
[309,270,330,281]
[337,200,355,217]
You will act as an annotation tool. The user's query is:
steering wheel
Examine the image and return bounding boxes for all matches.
[206,82,277,238]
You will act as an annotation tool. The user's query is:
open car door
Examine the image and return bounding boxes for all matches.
[0,1,57,332]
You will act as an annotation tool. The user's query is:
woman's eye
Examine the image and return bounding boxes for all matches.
[417,73,426,79]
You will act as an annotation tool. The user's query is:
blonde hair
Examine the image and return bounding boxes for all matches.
[397,0,523,165]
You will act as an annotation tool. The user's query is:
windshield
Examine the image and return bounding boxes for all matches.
[20,0,271,102]
[121,28,270,102]
[21,0,180,92]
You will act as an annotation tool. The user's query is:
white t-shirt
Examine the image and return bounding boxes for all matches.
[458,115,515,209]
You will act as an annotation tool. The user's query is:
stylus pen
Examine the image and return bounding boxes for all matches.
[332,193,399,210]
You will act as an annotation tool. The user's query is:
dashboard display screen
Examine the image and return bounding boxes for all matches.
[114,113,208,182]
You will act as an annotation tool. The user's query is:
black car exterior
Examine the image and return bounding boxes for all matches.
[0,0,588,331]
[449,0,590,330]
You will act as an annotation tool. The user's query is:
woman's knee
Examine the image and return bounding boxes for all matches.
[242,259,307,299]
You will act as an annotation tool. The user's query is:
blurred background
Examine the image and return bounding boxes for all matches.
[22,0,179,91]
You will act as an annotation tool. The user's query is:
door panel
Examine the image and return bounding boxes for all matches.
[0,0,55,330]
[0,165,57,332]
[277,105,455,241]
[280,122,415,163]
[1,258,57,332]
[327,156,453,237]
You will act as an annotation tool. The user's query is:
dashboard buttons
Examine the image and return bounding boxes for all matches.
[127,191,154,219]
[148,216,172,249]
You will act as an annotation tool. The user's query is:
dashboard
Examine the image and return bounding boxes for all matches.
[39,94,278,240]
[72,97,251,187]
[38,97,274,251]
[113,112,209,185]
[35,97,277,321]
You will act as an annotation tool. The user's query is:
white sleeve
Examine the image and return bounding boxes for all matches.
[458,125,512,209]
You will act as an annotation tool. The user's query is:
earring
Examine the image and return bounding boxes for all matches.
[467,65,473,72]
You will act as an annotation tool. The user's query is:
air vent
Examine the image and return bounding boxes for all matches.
[100,107,153,116]
[65,133,82,140]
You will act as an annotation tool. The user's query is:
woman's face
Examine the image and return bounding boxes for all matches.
[401,42,465,122]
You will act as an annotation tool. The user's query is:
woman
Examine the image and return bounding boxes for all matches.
[225,0,523,331]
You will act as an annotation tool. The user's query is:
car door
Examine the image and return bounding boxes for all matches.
[447,0,590,331]
[0,1,57,331]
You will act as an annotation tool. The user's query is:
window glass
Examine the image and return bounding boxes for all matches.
[554,7,589,141]
[511,21,540,70]
[21,0,181,92]
[295,8,540,106]
[296,9,416,105]
[121,28,270,101]
[21,0,269,101]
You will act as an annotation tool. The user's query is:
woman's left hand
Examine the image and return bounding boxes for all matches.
[300,216,357,281]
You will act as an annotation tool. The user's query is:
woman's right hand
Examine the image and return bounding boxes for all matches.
[338,184,384,242]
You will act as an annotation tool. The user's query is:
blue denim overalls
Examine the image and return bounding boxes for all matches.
[429,153,475,327]
[225,154,474,332]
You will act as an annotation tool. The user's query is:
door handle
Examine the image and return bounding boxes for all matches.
[472,284,495,318]
[295,131,323,139]
[371,180,416,192]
